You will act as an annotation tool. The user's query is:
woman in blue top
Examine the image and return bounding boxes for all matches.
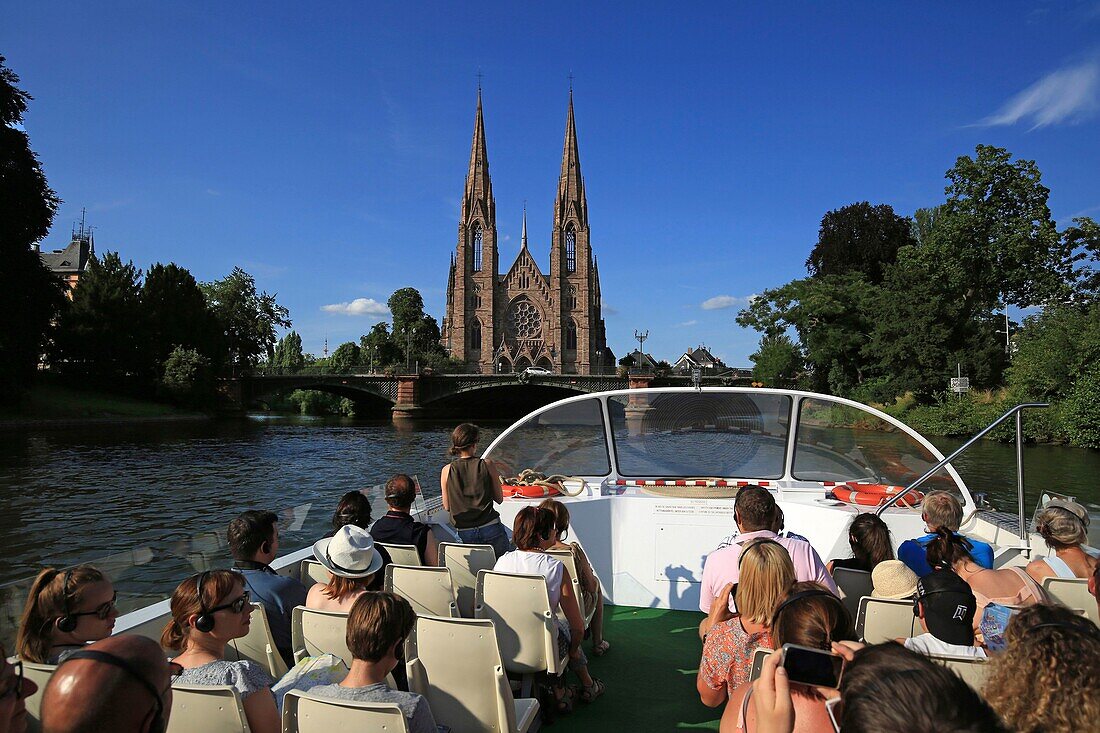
[897,491,993,576]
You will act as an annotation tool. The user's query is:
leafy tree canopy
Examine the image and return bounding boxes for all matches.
[329,341,361,372]
[806,202,915,285]
[272,331,305,371]
[201,267,290,369]
[142,263,221,377]
[750,334,803,387]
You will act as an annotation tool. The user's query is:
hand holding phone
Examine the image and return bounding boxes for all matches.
[779,643,844,689]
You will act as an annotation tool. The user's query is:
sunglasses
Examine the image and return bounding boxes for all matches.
[71,591,119,621]
[825,696,842,732]
[208,591,251,615]
[0,659,25,701]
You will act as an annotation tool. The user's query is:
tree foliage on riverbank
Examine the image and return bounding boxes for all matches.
[740,145,1100,447]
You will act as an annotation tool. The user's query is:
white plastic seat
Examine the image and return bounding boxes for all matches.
[406,615,539,733]
[226,602,289,678]
[546,548,596,627]
[282,689,409,732]
[166,683,250,733]
[475,569,568,697]
[377,543,422,566]
[1042,577,1099,625]
[385,564,459,618]
[439,542,497,618]
[856,597,919,643]
[291,606,352,666]
[832,568,873,621]
[927,654,990,690]
[19,660,54,733]
[300,559,331,587]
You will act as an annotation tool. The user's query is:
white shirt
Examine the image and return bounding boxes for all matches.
[904,633,987,659]
[494,550,565,609]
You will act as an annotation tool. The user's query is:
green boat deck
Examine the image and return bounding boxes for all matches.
[552,605,720,731]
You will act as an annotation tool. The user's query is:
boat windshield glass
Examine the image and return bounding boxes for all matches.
[609,392,792,478]
[792,398,962,495]
[486,397,611,478]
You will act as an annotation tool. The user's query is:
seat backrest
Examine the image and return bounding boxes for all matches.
[282,689,409,732]
[832,568,873,620]
[406,615,520,733]
[546,549,593,627]
[377,543,422,566]
[166,683,250,733]
[474,570,563,676]
[20,661,55,733]
[857,597,919,643]
[291,606,352,666]
[928,655,990,690]
[227,602,289,678]
[385,565,459,618]
[300,559,331,588]
[1043,577,1099,625]
[440,542,497,618]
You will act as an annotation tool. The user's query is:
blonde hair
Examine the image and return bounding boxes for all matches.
[922,491,963,532]
[737,540,796,626]
[1035,507,1088,550]
[16,565,108,663]
[983,605,1100,733]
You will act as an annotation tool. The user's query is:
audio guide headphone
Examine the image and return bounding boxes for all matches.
[192,571,216,633]
[56,569,78,633]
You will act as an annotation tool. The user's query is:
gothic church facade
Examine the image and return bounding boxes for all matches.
[442,91,610,375]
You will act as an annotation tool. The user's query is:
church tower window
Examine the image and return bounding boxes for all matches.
[565,226,576,273]
[470,320,482,350]
[472,225,483,271]
[568,285,578,310]
[565,319,578,350]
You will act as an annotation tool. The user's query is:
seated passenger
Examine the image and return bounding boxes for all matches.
[0,643,39,733]
[827,514,893,574]
[926,527,1045,619]
[897,491,993,576]
[1025,499,1098,584]
[495,507,604,707]
[982,604,1100,733]
[701,487,837,615]
[869,560,918,600]
[307,592,437,733]
[16,565,118,664]
[162,570,279,733]
[40,635,176,733]
[698,539,794,707]
[331,491,392,589]
[539,498,609,656]
[306,525,384,612]
[1091,561,1100,617]
[715,507,808,551]
[370,474,440,566]
[898,570,985,658]
[228,510,309,668]
[722,581,855,733]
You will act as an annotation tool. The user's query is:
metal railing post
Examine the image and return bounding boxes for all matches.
[1016,410,1028,551]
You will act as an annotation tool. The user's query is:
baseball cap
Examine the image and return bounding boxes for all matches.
[916,570,977,646]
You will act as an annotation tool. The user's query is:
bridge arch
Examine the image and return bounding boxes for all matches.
[421,382,592,421]
[247,381,395,418]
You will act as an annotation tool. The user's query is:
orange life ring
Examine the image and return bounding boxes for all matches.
[502,483,563,499]
[833,484,923,508]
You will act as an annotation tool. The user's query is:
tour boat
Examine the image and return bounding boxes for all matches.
[98,387,1085,731]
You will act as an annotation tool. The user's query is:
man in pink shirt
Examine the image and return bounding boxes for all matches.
[699,486,837,616]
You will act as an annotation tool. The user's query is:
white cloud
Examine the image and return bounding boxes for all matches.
[677,319,699,327]
[978,61,1100,129]
[321,298,390,317]
[603,304,620,316]
[701,294,756,311]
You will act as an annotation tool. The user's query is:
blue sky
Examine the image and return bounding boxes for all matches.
[4,2,1100,365]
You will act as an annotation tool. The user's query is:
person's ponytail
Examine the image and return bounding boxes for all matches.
[160,617,187,652]
[16,568,64,663]
[926,526,964,570]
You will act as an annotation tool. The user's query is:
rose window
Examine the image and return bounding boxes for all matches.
[507,299,542,340]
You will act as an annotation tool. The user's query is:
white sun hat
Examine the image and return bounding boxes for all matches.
[312,525,383,579]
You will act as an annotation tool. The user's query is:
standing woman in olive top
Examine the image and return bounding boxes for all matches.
[440,423,513,557]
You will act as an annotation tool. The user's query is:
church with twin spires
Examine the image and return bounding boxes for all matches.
[441,90,611,375]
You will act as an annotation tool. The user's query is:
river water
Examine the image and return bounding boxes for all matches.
[1,415,1097,641]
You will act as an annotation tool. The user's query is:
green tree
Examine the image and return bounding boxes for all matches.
[387,287,424,337]
[142,263,221,378]
[1063,364,1100,449]
[201,267,290,371]
[1007,304,1100,401]
[806,202,915,285]
[329,341,361,372]
[359,323,401,371]
[385,287,448,369]
[1061,217,1100,302]
[272,331,305,371]
[160,345,211,406]
[0,55,65,399]
[52,252,144,381]
[750,334,802,387]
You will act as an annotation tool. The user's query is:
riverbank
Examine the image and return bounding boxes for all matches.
[0,383,210,429]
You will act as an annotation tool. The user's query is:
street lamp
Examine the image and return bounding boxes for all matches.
[403,325,417,372]
[595,348,603,376]
[368,345,375,374]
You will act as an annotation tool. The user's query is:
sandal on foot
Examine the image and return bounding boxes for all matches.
[592,640,611,657]
[556,684,578,714]
[580,678,605,703]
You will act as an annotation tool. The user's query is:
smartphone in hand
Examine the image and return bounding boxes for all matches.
[779,643,844,688]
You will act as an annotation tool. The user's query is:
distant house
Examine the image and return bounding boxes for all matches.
[674,345,727,375]
[38,224,94,297]
[620,349,657,372]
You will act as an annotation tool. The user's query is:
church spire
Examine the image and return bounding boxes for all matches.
[462,88,494,225]
[555,90,586,229]
[521,201,528,250]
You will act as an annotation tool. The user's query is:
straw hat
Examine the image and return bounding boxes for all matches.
[871,560,919,599]
[312,525,383,579]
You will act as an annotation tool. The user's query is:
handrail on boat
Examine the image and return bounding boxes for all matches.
[875,403,1049,552]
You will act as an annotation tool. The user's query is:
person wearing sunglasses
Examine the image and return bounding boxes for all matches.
[161,570,279,733]
[0,645,38,733]
[38,635,177,733]
[16,565,118,664]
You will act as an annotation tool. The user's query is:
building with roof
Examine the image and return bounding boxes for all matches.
[673,345,728,376]
[37,220,95,297]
